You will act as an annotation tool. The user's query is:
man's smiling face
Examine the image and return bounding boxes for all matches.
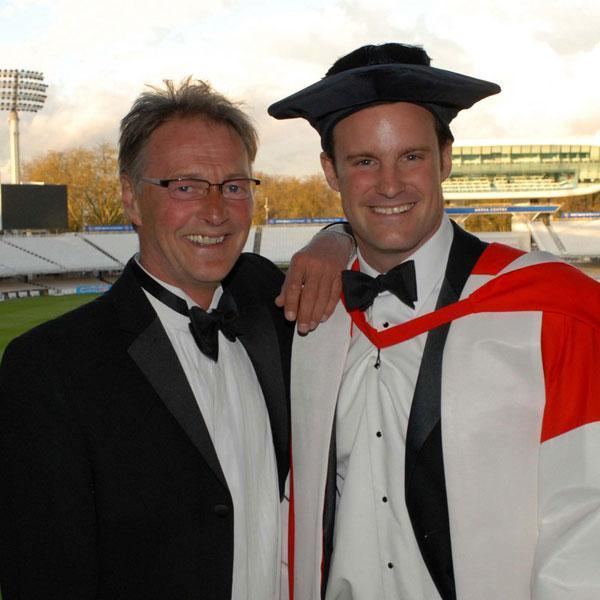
[321,102,452,273]
[122,116,253,307]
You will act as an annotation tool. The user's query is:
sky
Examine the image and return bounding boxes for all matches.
[0,0,599,180]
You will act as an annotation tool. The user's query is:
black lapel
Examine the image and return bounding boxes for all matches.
[235,301,290,498]
[405,222,487,600]
[128,319,228,489]
[112,260,228,490]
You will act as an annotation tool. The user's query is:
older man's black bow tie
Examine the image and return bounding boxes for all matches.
[130,260,241,361]
[342,260,417,311]
[187,294,240,361]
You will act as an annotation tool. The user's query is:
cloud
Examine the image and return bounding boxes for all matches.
[0,0,598,181]
[511,0,600,54]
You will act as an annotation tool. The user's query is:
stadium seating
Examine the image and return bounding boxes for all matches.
[443,175,574,194]
[259,225,322,264]
[528,221,563,254]
[525,219,600,257]
[475,231,531,252]
[7,235,120,271]
[0,239,60,275]
[243,227,256,253]
[78,232,139,265]
[551,219,600,257]
[0,223,597,286]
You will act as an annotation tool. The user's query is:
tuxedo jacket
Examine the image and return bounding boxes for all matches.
[289,223,600,600]
[0,253,293,600]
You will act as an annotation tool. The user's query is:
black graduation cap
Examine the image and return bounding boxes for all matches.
[268,59,501,150]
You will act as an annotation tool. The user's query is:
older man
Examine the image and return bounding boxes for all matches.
[270,43,600,599]
[0,79,350,600]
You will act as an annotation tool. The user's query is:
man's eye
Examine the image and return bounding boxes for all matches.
[168,180,198,194]
[406,154,420,161]
[225,184,241,193]
[355,159,373,166]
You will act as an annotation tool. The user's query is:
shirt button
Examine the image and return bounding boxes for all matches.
[376,431,382,438]
[213,504,230,517]
[382,496,388,503]
[387,562,394,569]
[382,321,389,328]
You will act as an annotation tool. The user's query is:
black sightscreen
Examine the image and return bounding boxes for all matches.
[1,184,68,230]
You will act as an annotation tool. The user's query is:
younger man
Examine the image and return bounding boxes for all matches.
[270,43,600,600]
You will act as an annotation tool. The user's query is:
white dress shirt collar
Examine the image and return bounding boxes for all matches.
[357,216,454,315]
[134,255,223,329]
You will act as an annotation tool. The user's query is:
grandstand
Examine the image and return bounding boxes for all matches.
[0,232,126,298]
[0,238,60,276]
[551,219,600,258]
[444,143,600,203]
[259,225,322,264]
[79,232,138,265]
[440,144,600,263]
[449,143,599,182]
[6,234,121,271]
[529,221,563,256]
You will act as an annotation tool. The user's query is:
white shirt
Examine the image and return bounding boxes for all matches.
[327,218,453,600]
[138,261,281,600]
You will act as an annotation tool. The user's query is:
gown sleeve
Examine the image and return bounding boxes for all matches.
[532,310,600,599]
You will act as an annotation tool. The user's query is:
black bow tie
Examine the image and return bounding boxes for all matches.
[130,260,241,362]
[342,260,418,311]
[187,294,240,361]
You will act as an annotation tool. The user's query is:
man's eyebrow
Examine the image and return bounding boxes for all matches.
[343,152,376,161]
[343,146,433,160]
[167,173,203,179]
[166,172,251,180]
[399,145,433,154]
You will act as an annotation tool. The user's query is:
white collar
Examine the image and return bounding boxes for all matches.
[357,216,454,314]
[134,255,223,328]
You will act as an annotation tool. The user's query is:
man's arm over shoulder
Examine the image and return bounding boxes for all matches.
[0,331,98,599]
[276,224,354,333]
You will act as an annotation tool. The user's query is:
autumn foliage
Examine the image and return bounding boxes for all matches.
[253,172,343,224]
[24,144,124,231]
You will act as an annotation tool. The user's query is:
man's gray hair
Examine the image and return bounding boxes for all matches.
[119,78,258,187]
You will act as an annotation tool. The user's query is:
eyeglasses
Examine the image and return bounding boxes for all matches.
[142,176,260,201]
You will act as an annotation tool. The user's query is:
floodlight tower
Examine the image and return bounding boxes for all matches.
[0,70,47,183]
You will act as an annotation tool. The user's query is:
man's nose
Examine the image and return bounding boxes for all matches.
[375,164,405,198]
[197,186,228,225]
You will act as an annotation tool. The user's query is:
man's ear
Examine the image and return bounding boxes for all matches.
[440,142,453,182]
[320,152,340,192]
[121,175,142,227]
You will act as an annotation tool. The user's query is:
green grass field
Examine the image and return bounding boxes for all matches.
[0,294,100,359]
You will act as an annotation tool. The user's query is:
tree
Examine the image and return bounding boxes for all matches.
[253,172,342,224]
[24,144,125,231]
